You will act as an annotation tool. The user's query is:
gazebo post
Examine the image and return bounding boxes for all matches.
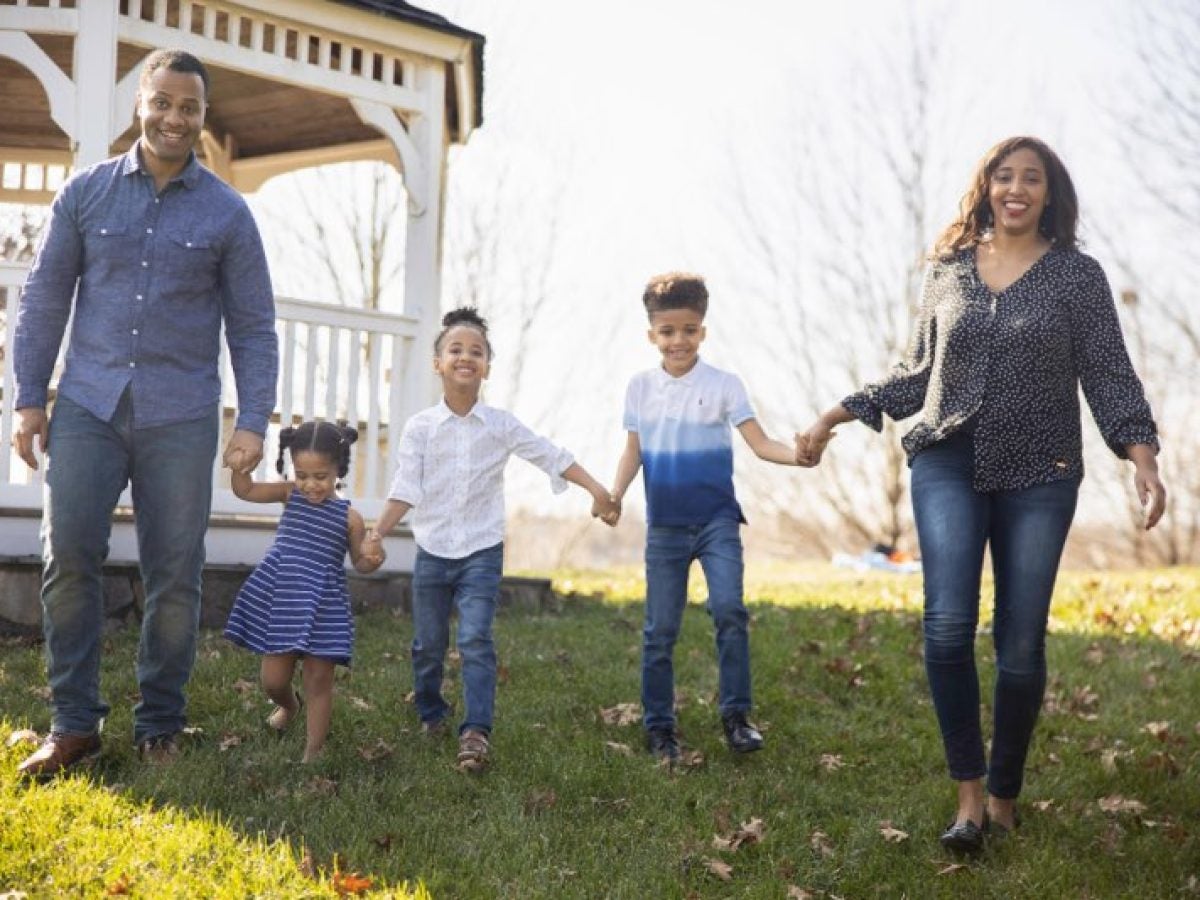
[73,0,119,168]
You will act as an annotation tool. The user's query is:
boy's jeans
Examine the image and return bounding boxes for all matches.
[411,542,504,734]
[41,392,217,743]
[911,432,1078,798]
[641,517,750,732]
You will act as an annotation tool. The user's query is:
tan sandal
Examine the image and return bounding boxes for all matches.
[266,691,303,731]
[455,729,490,772]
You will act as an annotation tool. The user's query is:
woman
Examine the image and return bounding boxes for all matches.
[798,136,1166,852]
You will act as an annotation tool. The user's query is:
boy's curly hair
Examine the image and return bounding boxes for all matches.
[642,272,708,319]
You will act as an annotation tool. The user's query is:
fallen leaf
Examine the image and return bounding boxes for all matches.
[678,749,706,769]
[331,870,374,895]
[523,788,558,815]
[1098,795,1147,815]
[702,857,733,882]
[879,821,909,843]
[218,732,243,752]
[604,741,634,756]
[371,834,394,850]
[348,696,372,711]
[105,874,132,895]
[5,729,39,748]
[810,829,834,858]
[403,691,416,704]
[27,686,52,701]
[819,753,844,771]
[1142,721,1171,741]
[306,776,339,797]
[356,738,396,762]
[1032,799,1056,812]
[599,703,642,727]
[299,849,316,878]
[937,863,968,876]
[787,887,815,899]
[231,678,257,694]
[1142,751,1179,775]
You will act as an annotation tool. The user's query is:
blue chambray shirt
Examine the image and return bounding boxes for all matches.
[14,142,278,434]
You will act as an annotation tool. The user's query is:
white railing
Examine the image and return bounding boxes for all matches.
[0,261,420,521]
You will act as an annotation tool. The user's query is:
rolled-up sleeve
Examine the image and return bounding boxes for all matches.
[843,270,938,431]
[388,417,426,506]
[504,413,574,494]
[13,181,83,409]
[219,203,278,435]
[1068,258,1158,458]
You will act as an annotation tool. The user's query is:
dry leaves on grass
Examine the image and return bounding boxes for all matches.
[711,818,765,852]
[1098,795,1147,815]
[104,874,132,895]
[810,830,834,858]
[702,857,733,882]
[1142,721,1171,741]
[936,863,968,876]
[348,695,372,711]
[218,732,243,752]
[231,678,257,694]
[356,738,396,762]
[523,788,558,815]
[604,741,634,756]
[1142,751,1180,775]
[4,729,38,748]
[599,703,641,727]
[331,870,374,896]
[879,821,909,843]
[677,748,706,770]
[304,776,339,797]
[787,887,816,900]
[818,753,844,772]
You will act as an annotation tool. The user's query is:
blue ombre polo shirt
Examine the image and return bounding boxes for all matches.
[623,359,756,527]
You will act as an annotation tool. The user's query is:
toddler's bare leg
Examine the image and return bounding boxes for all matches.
[301,657,336,762]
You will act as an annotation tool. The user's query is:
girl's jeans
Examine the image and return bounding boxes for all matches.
[411,542,504,734]
[911,432,1078,798]
[641,517,751,732]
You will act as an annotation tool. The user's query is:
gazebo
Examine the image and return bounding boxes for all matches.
[0,0,485,573]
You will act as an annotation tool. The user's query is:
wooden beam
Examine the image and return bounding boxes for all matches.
[226,138,400,194]
[0,31,76,140]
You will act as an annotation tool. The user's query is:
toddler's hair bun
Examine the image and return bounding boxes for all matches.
[442,307,488,330]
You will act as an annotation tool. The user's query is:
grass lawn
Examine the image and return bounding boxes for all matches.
[2,565,1198,898]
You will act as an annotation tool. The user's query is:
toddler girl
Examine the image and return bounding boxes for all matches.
[224,421,382,762]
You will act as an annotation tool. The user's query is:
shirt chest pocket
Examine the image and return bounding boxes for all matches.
[83,225,138,278]
[160,231,219,291]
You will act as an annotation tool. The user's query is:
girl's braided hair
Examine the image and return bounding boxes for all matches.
[276,421,358,478]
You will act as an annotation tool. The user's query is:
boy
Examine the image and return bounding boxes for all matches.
[610,272,807,762]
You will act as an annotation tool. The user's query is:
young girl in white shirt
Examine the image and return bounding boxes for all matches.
[366,308,617,772]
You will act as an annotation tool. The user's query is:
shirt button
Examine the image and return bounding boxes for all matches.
[129,361,136,368]
[185,241,193,248]
[132,329,139,335]
[100,228,108,235]
[141,261,148,267]
[155,198,160,204]
[135,294,143,300]
[146,227,153,234]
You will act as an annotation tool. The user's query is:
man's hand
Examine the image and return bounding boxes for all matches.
[12,407,49,471]
[222,429,265,475]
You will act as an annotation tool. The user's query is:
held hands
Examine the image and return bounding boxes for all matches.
[12,407,49,471]
[795,420,836,467]
[360,530,387,569]
[222,429,265,475]
[592,492,621,527]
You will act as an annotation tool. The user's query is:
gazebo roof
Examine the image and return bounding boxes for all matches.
[0,0,486,201]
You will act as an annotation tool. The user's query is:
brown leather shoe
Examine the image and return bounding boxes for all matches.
[17,731,102,779]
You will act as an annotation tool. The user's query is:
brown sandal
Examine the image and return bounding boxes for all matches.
[266,691,303,731]
[455,729,490,772]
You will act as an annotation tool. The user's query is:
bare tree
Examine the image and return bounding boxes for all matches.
[723,14,971,555]
[1091,0,1200,565]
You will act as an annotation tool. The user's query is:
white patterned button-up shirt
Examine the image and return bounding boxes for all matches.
[387,399,574,559]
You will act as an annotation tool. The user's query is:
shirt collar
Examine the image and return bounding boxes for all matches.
[653,357,705,386]
[434,397,488,424]
[121,139,202,189]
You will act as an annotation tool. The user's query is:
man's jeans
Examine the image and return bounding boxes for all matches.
[641,517,750,732]
[41,392,217,743]
[911,432,1078,799]
[411,542,504,734]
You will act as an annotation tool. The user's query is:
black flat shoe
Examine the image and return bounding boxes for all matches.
[940,817,985,854]
[985,809,1021,839]
[721,712,764,754]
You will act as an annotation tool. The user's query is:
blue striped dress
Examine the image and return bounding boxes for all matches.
[224,490,355,665]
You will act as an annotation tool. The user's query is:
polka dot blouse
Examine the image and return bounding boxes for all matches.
[841,247,1159,492]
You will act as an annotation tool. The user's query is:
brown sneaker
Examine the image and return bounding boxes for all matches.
[455,729,490,773]
[17,731,102,779]
[137,732,181,765]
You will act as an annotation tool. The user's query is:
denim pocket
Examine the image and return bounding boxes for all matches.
[162,231,218,290]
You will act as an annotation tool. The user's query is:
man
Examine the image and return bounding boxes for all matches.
[12,49,278,775]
